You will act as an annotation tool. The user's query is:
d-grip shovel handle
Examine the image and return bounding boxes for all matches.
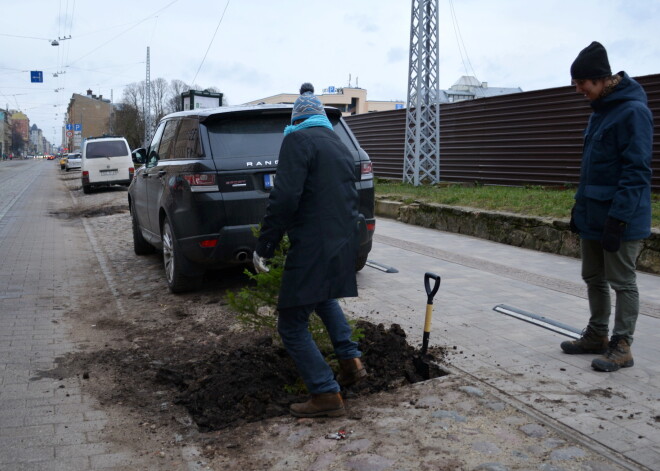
[424,272,441,305]
[422,272,441,354]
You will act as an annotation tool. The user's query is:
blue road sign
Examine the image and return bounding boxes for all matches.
[74,124,82,132]
[66,124,73,131]
[30,71,43,83]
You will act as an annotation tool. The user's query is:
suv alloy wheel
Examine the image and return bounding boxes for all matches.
[162,218,201,293]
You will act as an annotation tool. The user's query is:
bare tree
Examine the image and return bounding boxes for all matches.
[112,78,223,147]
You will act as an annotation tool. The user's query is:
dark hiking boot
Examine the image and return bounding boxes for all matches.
[289,392,345,418]
[591,336,634,372]
[560,326,608,354]
[336,358,368,388]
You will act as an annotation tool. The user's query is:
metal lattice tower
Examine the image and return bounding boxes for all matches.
[144,47,152,147]
[403,0,440,185]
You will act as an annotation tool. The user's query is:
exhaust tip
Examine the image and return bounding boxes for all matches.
[235,250,249,262]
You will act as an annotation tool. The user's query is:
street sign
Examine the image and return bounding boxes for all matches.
[30,71,43,83]
[66,124,73,131]
[66,131,73,138]
[74,124,82,132]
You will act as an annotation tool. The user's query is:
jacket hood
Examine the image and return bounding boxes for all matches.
[591,72,648,112]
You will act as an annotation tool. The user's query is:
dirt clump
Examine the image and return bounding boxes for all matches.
[44,317,447,433]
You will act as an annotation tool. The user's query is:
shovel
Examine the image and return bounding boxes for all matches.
[413,272,441,379]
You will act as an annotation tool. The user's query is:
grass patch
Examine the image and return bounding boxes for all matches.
[375,180,660,229]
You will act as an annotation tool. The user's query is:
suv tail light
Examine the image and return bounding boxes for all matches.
[182,174,219,192]
[129,167,134,180]
[360,162,373,180]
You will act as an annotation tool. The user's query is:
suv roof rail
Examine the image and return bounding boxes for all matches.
[86,134,125,140]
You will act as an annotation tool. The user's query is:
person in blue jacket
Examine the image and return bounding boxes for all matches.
[560,41,653,372]
[253,83,367,417]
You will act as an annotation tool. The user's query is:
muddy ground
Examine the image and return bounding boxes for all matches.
[44,171,448,465]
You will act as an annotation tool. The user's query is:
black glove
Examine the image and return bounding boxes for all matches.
[601,217,626,252]
[569,206,579,234]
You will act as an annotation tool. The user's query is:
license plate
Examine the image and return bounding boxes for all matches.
[264,173,275,189]
[101,170,118,175]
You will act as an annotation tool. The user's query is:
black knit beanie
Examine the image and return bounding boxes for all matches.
[570,41,612,80]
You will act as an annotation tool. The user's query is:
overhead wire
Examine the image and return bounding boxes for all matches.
[447,0,485,98]
[67,0,179,66]
[191,0,231,85]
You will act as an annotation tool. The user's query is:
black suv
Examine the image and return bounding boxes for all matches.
[128,104,375,293]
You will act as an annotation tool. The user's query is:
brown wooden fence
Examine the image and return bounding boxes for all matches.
[345,73,660,192]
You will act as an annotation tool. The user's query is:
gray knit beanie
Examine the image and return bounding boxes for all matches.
[291,83,326,124]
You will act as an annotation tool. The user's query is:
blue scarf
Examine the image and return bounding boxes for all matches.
[284,114,333,136]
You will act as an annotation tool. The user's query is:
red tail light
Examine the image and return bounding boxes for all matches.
[367,222,376,232]
[182,174,219,192]
[360,162,373,180]
[199,239,218,248]
[129,167,134,179]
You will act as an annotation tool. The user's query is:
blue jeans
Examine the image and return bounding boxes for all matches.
[277,299,361,394]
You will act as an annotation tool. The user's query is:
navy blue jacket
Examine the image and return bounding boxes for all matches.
[256,126,359,309]
[573,72,654,241]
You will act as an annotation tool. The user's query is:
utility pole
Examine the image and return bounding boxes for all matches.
[144,47,152,147]
[403,0,440,185]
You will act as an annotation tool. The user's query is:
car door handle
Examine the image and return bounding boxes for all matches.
[157,170,166,177]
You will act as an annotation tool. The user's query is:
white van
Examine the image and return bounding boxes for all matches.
[81,136,134,194]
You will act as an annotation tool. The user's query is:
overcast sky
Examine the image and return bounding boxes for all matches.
[2,0,659,149]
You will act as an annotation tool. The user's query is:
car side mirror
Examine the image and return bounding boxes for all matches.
[132,148,146,164]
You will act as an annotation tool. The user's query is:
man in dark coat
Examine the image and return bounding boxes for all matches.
[561,41,653,372]
[253,83,366,417]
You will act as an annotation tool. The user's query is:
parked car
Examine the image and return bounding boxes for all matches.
[59,155,68,170]
[81,136,134,194]
[128,104,375,293]
[65,153,81,171]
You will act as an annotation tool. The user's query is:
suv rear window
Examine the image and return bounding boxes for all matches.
[85,140,129,158]
[206,114,356,160]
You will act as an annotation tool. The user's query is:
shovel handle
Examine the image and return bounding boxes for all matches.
[424,272,441,305]
[422,273,441,355]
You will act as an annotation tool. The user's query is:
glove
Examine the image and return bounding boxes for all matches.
[569,206,579,234]
[601,217,626,252]
[252,251,270,273]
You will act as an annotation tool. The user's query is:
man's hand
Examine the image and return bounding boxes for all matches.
[601,217,626,252]
[252,251,270,273]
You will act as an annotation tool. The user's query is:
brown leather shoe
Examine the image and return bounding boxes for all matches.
[336,358,367,387]
[290,392,345,418]
[560,326,608,354]
[591,336,634,372]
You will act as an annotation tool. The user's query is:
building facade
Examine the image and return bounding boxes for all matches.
[439,76,522,103]
[245,87,405,116]
[65,89,114,152]
[10,111,29,157]
[0,110,12,159]
[30,124,45,156]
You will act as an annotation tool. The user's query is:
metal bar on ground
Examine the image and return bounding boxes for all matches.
[493,304,581,339]
[365,260,399,273]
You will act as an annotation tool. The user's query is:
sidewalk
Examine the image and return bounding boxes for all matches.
[343,217,660,470]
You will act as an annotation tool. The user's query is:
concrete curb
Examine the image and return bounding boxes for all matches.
[375,198,660,275]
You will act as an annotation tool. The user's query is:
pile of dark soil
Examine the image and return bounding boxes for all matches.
[41,319,447,433]
[158,321,447,432]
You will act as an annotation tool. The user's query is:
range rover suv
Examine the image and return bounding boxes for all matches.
[128,104,375,293]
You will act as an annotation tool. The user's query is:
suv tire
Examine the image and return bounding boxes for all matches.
[355,253,368,272]
[131,208,155,255]
[162,218,202,293]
